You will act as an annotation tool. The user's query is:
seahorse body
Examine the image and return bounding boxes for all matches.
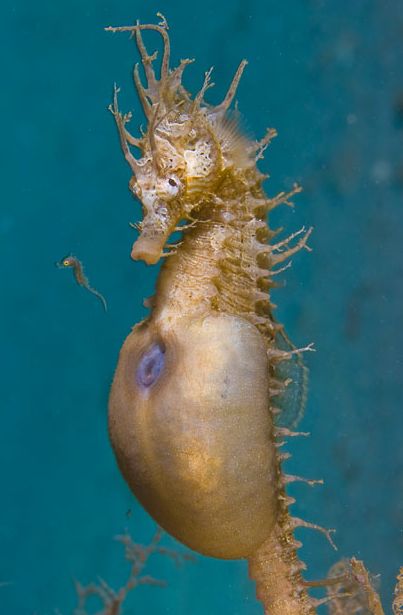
[110,313,276,558]
[107,17,317,614]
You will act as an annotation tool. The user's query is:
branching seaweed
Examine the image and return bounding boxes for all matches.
[73,529,192,615]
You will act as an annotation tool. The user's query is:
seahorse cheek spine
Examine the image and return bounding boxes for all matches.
[109,313,279,559]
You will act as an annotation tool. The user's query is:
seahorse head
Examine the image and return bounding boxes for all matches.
[108,16,250,264]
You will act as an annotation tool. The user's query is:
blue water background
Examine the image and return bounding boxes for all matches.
[1,0,402,613]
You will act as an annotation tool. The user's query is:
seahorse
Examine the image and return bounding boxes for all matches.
[57,254,108,311]
[106,16,331,615]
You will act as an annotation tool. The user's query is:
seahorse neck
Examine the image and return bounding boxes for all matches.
[152,185,275,330]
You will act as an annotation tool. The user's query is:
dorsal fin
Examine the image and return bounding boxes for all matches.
[273,327,309,429]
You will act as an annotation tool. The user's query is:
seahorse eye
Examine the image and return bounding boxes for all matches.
[136,343,166,389]
[161,175,182,198]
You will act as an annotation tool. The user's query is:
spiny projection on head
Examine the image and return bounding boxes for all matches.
[106,14,341,615]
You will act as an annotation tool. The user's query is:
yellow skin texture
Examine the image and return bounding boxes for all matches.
[109,313,277,559]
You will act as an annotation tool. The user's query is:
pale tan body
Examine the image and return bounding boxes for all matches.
[109,193,314,613]
[109,312,276,559]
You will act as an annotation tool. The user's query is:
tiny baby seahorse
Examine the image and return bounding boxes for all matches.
[57,254,107,311]
[107,16,331,615]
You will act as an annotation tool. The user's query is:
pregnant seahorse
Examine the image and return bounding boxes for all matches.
[106,16,332,615]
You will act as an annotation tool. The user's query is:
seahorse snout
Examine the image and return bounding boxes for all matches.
[131,203,179,264]
[131,235,165,264]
